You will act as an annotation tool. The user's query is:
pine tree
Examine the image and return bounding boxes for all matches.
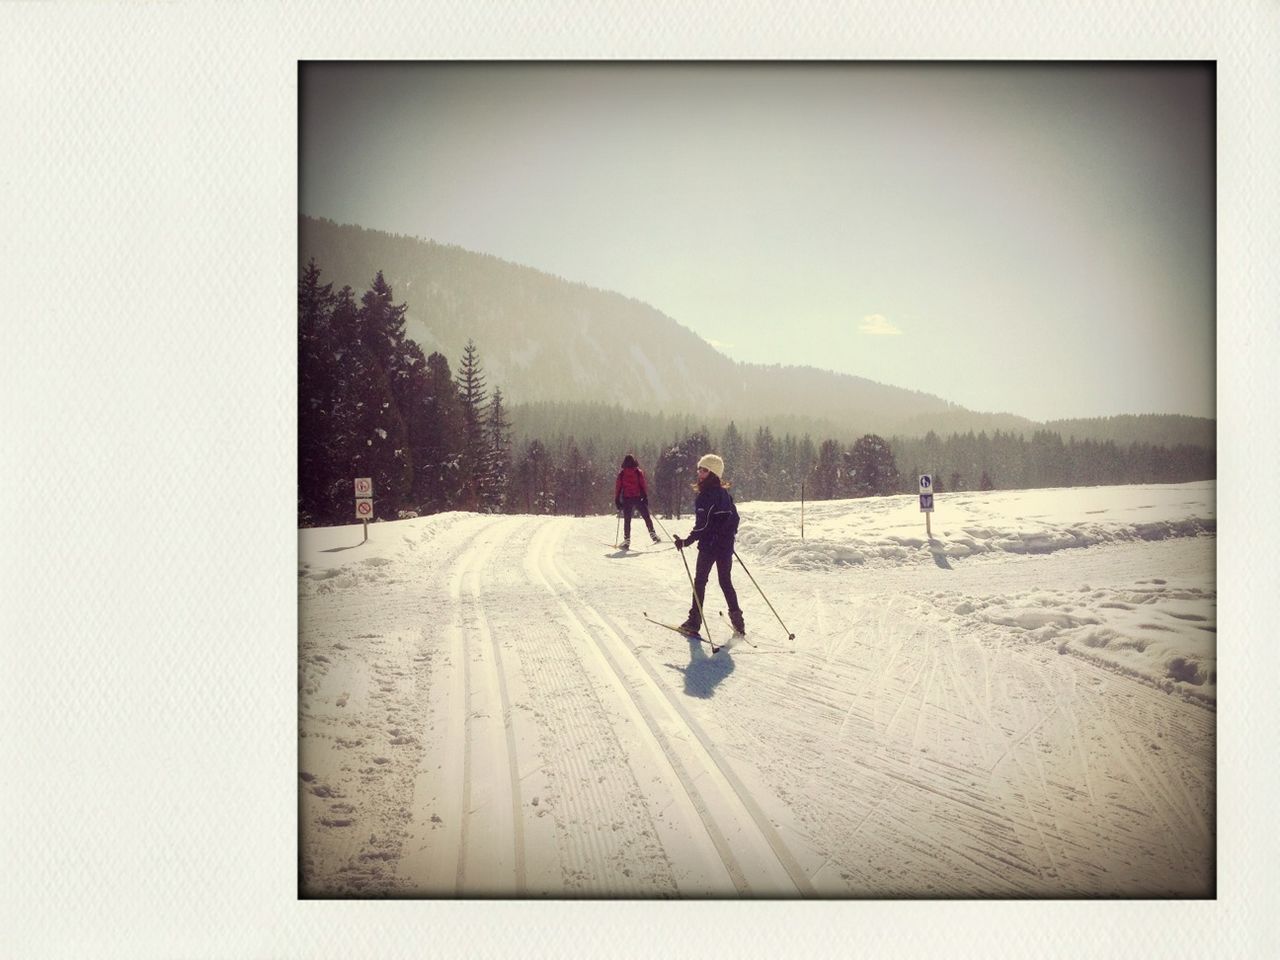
[513,439,554,514]
[796,434,817,499]
[846,434,901,497]
[325,283,412,520]
[298,260,335,524]
[720,421,746,493]
[358,274,414,515]
[485,386,512,513]
[318,285,363,519]
[660,429,712,516]
[556,436,590,517]
[810,439,843,499]
[581,437,606,515]
[413,352,465,512]
[752,426,776,500]
[359,271,411,389]
[778,433,798,499]
[454,338,490,511]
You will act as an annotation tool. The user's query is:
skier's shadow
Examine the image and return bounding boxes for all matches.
[928,538,953,570]
[668,636,734,698]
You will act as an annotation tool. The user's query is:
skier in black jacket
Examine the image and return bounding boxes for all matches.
[673,454,745,637]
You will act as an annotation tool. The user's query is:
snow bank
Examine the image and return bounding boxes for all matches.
[738,481,1215,703]
[740,481,1215,571]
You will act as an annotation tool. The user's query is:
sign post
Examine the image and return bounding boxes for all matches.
[354,477,373,543]
[918,474,934,539]
[800,480,805,540]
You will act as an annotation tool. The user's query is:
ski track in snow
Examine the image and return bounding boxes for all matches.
[298,482,1215,898]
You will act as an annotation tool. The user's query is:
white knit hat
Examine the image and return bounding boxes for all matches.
[697,453,724,477]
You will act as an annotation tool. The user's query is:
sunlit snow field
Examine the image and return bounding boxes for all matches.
[740,480,1215,702]
[298,480,1215,898]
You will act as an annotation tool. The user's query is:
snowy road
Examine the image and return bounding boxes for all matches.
[298,486,1215,898]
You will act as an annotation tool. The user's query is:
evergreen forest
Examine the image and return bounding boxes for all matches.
[298,261,1216,527]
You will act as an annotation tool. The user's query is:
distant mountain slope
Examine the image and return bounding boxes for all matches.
[299,216,955,434]
[298,216,1215,447]
[1045,414,1217,450]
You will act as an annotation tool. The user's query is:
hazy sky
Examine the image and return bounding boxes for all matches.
[300,62,1214,422]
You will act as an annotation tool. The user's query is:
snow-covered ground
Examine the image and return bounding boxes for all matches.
[298,481,1215,898]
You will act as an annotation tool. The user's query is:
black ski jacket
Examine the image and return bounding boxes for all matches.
[684,483,739,554]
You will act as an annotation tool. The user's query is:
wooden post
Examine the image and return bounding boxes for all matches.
[362,518,369,544]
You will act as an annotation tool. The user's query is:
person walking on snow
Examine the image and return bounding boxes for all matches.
[673,454,745,637]
[614,453,661,550]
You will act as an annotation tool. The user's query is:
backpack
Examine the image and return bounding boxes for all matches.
[724,489,740,538]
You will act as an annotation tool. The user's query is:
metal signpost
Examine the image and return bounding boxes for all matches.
[919,473,934,538]
[354,477,373,543]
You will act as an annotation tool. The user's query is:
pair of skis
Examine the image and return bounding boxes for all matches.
[604,541,672,555]
[642,611,752,655]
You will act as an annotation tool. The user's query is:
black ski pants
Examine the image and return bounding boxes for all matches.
[621,497,655,539]
[687,545,740,627]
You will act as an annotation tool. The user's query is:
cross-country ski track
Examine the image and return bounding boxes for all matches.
[298,485,1215,898]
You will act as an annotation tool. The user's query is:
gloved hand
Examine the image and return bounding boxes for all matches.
[640,496,648,505]
[615,498,622,510]
[673,536,685,551]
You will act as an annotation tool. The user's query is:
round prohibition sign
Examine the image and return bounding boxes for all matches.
[355,499,373,518]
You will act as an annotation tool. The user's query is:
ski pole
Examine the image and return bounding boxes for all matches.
[650,507,674,540]
[615,511,621,547]
[718,611,758,648]
[732,549,795,641]
[677,544,712,643]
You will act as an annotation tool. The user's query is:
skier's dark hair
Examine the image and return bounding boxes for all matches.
[693,471,730,493]
[621,453,638,469]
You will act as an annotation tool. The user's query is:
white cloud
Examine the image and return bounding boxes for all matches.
[859,314,903,336]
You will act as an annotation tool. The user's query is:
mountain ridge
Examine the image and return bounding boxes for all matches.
[298,215,1214,447]
[299,216,958,431]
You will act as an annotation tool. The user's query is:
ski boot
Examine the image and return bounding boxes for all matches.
[650,530,661,543]
[618,538,630,550]
[677,616,701,637]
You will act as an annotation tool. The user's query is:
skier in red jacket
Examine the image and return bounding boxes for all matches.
[614,453,661,550]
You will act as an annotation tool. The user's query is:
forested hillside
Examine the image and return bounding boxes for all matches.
[299,215,954,431]
[298,251,1216,526]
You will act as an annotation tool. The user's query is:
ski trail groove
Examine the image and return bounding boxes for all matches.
[449,517,526,894]
[1097,687,1199,872]
[521,521,683,896]
[539,524,816,898]
[527,522,745,894]
[484,523,529,893]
